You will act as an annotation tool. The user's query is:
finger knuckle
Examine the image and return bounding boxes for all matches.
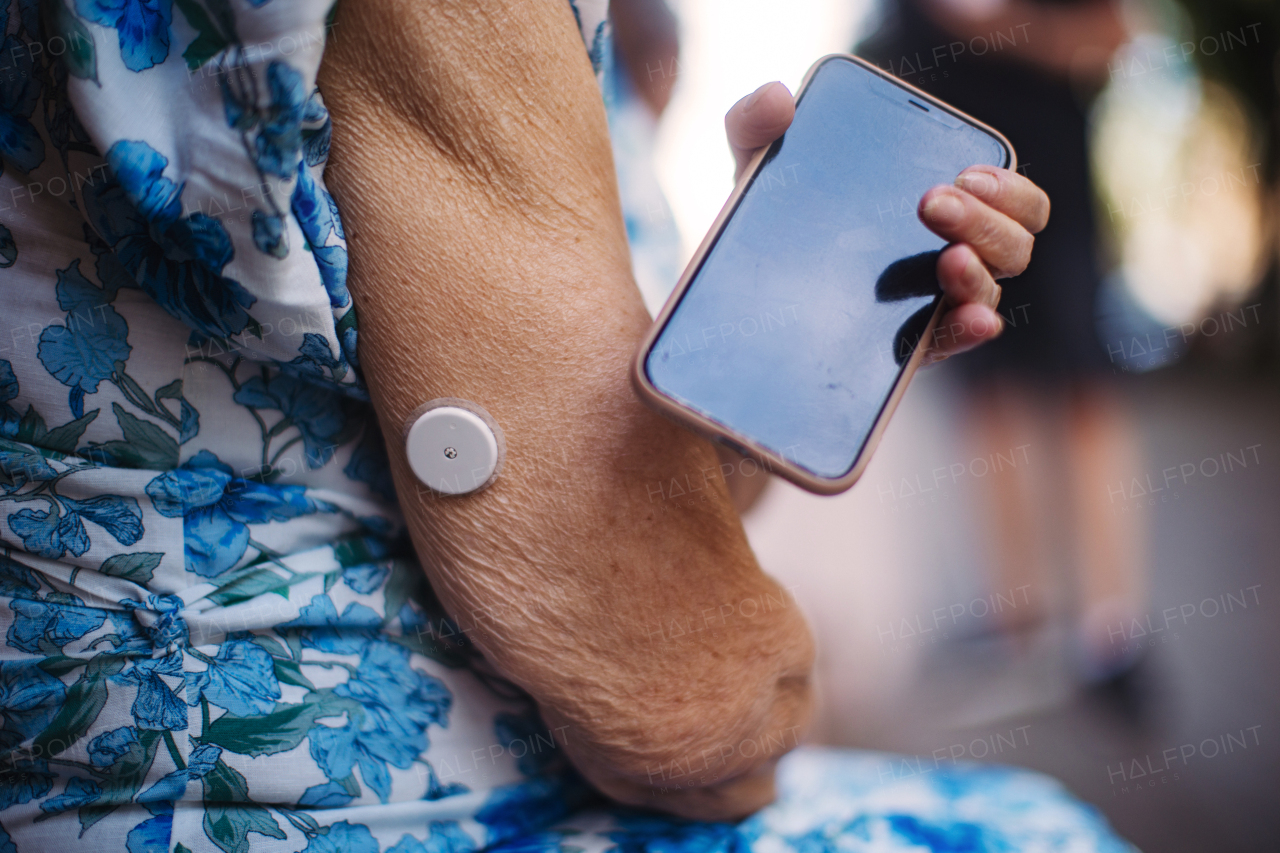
[975,216,1005,253]
[971,266,998,305]
[1008,233,1034,276]
[986,281,1004,309]
[989,171,1011,204]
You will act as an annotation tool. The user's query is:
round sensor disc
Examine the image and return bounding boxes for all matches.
[404,403,503,495]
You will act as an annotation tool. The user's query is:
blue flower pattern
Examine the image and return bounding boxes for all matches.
[185,636,280,716]
[37,260,133,416]
[145,449,336,576]
[0,0,1132,851]
[0,661,66,752]
[87,725,138,766]
[73,0,172,72]
[112,651,187,731]
[88,139,261,342]
[231,369,348,467]
[318,637,452,803]
[6,595,106,653]
[222,58,308,258]
[0,26,43,175]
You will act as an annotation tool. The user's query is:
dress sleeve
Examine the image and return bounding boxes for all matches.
[61,0,359,392]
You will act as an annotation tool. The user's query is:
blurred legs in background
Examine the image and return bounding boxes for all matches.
[1066,382,1148,682]
[965,379,1148,682]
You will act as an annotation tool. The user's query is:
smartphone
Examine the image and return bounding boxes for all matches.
[631,54,1015,495]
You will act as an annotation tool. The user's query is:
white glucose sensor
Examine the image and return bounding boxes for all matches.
[403,398,505,495]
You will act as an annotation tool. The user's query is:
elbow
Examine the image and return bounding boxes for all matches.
[551,608,816,820]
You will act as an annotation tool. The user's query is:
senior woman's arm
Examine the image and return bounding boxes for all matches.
[317,0,813,821]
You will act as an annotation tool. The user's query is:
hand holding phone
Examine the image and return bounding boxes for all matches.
[634,57,1049,495]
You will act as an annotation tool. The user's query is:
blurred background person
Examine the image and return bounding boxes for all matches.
[609,0,685,316]
[858,0,1150,689]
[642,0,1277,849]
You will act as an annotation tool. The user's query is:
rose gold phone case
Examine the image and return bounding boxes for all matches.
[631,53,1016,496]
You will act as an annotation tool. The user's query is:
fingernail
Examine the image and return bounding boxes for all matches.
[742,82,774,114]
[991,309,1006,338]
[957,171,997,199]
[922,193,964,227]
[963,249,983,287]
[984,305,1005,337]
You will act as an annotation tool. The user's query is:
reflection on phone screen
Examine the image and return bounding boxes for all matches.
[645,58,1009,479]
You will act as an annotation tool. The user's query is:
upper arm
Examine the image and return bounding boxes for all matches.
[315,0,645,425]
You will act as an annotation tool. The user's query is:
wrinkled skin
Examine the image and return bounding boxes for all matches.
[318,0,1047,821]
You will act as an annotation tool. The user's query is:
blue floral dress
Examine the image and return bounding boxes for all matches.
[0,0,1134,851]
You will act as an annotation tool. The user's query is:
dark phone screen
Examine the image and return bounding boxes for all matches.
[644,57,1009,480]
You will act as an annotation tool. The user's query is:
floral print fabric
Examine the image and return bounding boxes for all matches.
[0,0,601,849]
[495,748,1138,853]
[0,0,1134,851]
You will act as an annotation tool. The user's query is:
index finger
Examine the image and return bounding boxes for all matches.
[954,165,1051,234]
